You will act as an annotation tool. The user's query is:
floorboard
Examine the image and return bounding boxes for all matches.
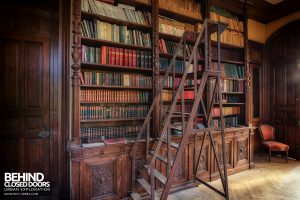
[169,156,300,200]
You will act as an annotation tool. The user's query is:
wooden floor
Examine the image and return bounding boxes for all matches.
[169,156,300,200]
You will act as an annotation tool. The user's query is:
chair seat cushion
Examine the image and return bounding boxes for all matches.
[264,141,289,151]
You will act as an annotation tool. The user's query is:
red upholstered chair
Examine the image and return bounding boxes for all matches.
[259,124,289,163]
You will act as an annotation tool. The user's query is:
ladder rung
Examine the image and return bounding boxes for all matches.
[155,138,179,149]
[206,70,221,77]
[137,178,160,199]
[149,151,173,165]
[143,165,167,184]
[130,192,141,200]
[169,124,182,131]
[137,178,151,194]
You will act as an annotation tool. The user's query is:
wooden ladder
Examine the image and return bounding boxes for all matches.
[130,19,229,200]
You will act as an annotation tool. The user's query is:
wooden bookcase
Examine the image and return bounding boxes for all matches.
[67,0,255,199]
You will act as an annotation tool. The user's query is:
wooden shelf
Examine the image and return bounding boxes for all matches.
[212,58,244,65]
[215,103,245,105]
[226,27,244,34]
[211,41,244,50]
[81,37,152,51]
[117,0,152,11]
[80,102,150,105]
[159,52,204,63]
[159,8,202,25]
[81,117,147,123]
[212,114,241,118]
[222,92,245,94]
[81,85,152,90]
[222,77,245,81]
[159,32,197,45]
[81,11,152,32]
[81,62,153,74]
[159,70,183,77]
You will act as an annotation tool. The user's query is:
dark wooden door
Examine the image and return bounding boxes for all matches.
[266,20,300,160]
[270,60,299,159]
[0,36,51,178]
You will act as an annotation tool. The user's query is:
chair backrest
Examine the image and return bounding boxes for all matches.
[259,124,275,142]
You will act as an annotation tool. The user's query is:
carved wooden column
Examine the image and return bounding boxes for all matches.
[243,0,251,126]
[70,0,81,147]
[152,0,160,136]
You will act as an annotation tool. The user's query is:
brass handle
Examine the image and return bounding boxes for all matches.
[38,131,50,138]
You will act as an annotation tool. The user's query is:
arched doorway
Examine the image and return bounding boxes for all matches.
[264,20,300,160]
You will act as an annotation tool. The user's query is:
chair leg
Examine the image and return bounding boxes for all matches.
[269,149,271,163]
[286,151,288,163]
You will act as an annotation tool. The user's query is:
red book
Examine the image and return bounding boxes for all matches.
[119,48,124,66]
[100,46,107,64]
[115,48,120,66]
[124,49,129,66]
[111,47,116,65]
[108,47,112,65]
[132,50,137,68]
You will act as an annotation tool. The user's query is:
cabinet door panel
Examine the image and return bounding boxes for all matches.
[80,155,122,200]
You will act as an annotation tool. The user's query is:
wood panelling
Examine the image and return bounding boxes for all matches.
[264,20,300,160]
[69,128,254,199]
[0,1,67,198]
[248,0,300,23]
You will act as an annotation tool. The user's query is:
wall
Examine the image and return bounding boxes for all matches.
[248,11,300,43]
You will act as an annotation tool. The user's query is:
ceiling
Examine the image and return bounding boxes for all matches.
[248,0,300,23]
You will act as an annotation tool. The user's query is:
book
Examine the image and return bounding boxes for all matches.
[104,138,126,145]
[81,45,152,68]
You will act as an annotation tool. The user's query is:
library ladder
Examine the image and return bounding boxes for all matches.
[130,19,229,200]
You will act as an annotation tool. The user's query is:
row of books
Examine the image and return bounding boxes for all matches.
[81,90,150,103]
[82,45,152,68]
[216,94,244,103]
[211,29,244,48]
[163,104,196,114]
[82,20,151,47]
[212,106,240,117]
[81,124,146,144]
[159,0,202,20]
[212,46,244,62]
[221,79,244,93]
[159,17,196,37]
[159,58,202,74]
[82,0,151,26]
[211,62,245,79]
[159,58,184,73]
[82,71,152,87]
[212,116,240,128]
[210,8,243,32]
[162,90,172,102]
[159,38,202,59]
[161,76,180,87]
[80,105,148,119]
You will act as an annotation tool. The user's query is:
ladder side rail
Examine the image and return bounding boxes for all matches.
[217,23,229,200]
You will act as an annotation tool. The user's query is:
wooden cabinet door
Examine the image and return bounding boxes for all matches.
[0,37,51,180]
[79,154,124,200]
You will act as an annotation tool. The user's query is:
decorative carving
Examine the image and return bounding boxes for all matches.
[218,143,231,166]
[196,146,208,172]
[71,0,82,145]
[237,140,248,161]
[91,163,114,197]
